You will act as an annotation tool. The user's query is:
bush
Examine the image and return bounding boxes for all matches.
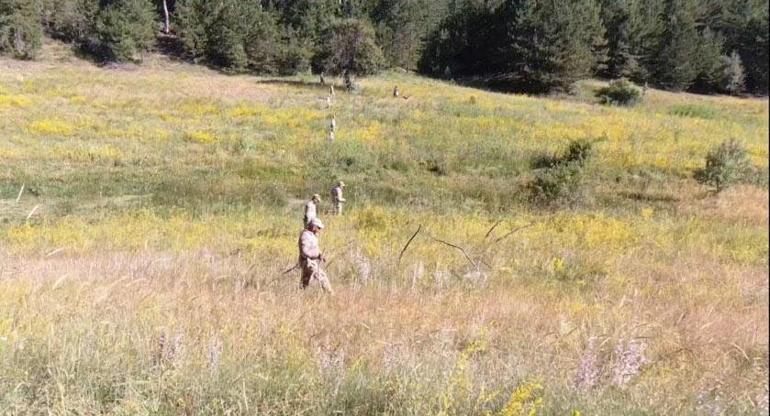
[528,140,594,206]
[529,161,586,207]
[563,139,594,166]
[0,0,43,59]
[595,79,642,106]
[697,139,750,192]
[531,139,594,169]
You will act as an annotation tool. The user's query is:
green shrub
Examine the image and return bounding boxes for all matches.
[529,161,586,207]
[0,0,43,59]
[743,166,769,189]
[595,79,642,106]
[563,139,594,166]
[528,139,594,206]
[531,139,594,169]
[696,139,750,192]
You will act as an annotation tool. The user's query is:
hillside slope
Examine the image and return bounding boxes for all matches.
[0,51,768,415]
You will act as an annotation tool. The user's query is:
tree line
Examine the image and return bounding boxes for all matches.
[1,0,767,95]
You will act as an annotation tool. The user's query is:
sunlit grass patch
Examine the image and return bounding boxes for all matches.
[184,130,218,144]
[0,94,32,107]
[228,104,263,118]
[178,99,222,117]
[26,118,77,136]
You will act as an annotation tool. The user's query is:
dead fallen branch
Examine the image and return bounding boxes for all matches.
[483,220,502,241]
[427,234,477,268]
[493,222,536,244]
[398,225,422,264]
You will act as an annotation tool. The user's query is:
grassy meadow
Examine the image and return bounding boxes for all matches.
[0,44,768,415]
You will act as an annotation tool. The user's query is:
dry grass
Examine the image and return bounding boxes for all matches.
[678,185,769,227]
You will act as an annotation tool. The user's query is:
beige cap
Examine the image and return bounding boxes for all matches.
[312,193,321,201]
[309,218,325,229]
[338,181,345,187]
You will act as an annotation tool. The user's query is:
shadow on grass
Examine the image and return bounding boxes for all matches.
[254,79,337,92]
[617,191,679,203]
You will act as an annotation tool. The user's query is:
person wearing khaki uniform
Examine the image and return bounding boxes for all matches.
[330,181,346,215]
[304,194,321,227]
[298,218,332,294]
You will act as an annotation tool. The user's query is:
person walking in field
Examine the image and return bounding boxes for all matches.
[330,181,346,215]
[304,194,321,227]
[329,114,337,132]
[298,218,333,294]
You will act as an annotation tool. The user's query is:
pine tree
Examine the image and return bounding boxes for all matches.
[40,0,99,43]
[498,0,606,92]
[175,0,208,60]
[654,0,701,91]
[265,0,338,43]
[177,0,282,72]
[0,0,43,59]
[625,0,665,83]
[715,0,768,94]
[690,27,726,93]
[203,0,250,70]
[371,0,448,70]
[600,0,639,78]
[313,18,384,76]
[95,0,156,62]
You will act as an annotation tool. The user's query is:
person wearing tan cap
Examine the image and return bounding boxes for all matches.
[304,194,321,227]
[298,218,332,294]
[330,181,346,216]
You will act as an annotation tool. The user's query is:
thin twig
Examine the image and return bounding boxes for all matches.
[15,184,24,203]
[483,220,502,241]
[25,204,40,221]
[427,234,476,268]
[398,225,422,264]
[282,262,299,274]
[45,247,66,257]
